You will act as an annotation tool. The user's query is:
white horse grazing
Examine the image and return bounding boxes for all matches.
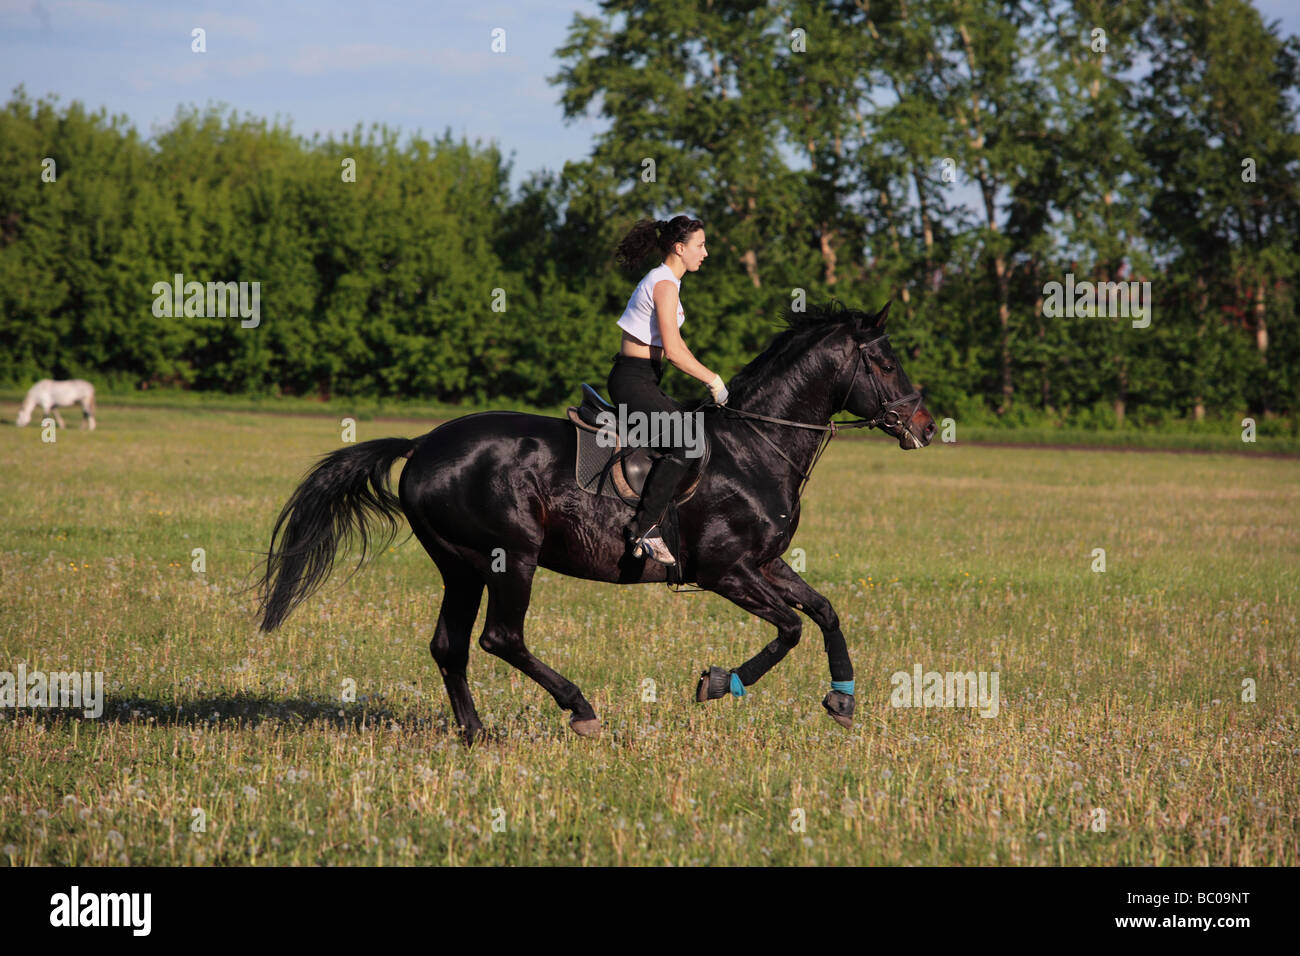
[15,379,97,430]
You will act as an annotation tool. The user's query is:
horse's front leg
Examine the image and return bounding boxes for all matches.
[758,557,856,727]
[49,406,66,429]
[694,561,807,703]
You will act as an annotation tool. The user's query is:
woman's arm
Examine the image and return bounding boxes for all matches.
[652,280,717,385]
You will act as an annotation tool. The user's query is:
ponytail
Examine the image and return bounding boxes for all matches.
[615,215,705,268]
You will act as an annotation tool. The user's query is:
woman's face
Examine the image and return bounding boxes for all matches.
[674,230,707,271]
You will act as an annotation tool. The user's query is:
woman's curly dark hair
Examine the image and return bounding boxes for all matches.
[615,215,705,268]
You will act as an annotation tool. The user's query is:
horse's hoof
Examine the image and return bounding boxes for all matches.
[696,666,732,702]
[462,725,488,747]
[569,717,602,737]
[822,690,854,728]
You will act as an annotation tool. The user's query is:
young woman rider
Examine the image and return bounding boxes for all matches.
[608,215,729,565]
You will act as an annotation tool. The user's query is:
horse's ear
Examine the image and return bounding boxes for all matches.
[862,300,891,330]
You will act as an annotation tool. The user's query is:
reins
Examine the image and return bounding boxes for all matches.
[707,331,923,506]
[666,329,922,594]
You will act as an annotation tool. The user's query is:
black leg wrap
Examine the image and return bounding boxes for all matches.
[823,629,853,683]
[734,661,763,685]
[735,638,790,686]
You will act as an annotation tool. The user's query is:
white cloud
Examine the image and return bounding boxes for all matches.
[226,53,270,77]
[292,43,420,76]
[287,42,524,78]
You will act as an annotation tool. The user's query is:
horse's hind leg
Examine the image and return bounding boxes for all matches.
[479,557,601,737]
[429,562,487,744]
[759,557,855,727]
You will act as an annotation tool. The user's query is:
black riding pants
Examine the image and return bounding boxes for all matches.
[606,354,693,537]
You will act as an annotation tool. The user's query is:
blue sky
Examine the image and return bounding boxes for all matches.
[0,0,608,191]
[3,0,1298,195]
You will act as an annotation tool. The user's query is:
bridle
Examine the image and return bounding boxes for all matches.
[712,331,924,504]
[846,335,927,434]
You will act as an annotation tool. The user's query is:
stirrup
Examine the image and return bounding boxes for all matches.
[630,525,676,566]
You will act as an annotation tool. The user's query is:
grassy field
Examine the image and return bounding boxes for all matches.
[1,404,1297,866]
[3,385,1298,455]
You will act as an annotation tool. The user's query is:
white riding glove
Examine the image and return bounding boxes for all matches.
[706,374,729,405]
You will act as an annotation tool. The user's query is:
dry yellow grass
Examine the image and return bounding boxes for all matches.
[1,405,1296,864]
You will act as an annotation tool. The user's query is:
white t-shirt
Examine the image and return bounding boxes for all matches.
[617,263,684,348]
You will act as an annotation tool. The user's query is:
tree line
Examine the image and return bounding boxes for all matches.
[1,0,1297,423]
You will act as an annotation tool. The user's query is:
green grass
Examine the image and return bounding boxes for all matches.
[1,406,1297,866]
[956,423,1300,455]
[4,386,1297,454]
[0,385,534,423]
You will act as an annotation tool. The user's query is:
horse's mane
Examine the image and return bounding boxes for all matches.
[727,299,877,402]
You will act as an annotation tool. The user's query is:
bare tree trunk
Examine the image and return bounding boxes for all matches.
[982,190,1010,414]
[1254,280,1269,416]
[995,262,1011,415]
[1254,281,1268,353]
[723,187,762,289]
[912,168,934,274]
[1114,363,1127,424]
[819,223,837,285]
[1035,283,1049,410]
[1194,274,1209,422]
[954,13,1010,413]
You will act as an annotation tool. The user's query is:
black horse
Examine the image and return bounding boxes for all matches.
[256,300,935,743]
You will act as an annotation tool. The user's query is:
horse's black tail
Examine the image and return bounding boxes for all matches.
[257,437,415,632]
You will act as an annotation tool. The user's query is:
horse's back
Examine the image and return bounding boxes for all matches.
[415,410,569,454]
[28,378,94,396]
[400,409,573,553]
[404,409,571,494]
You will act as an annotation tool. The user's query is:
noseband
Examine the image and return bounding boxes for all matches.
[716,331,924,503]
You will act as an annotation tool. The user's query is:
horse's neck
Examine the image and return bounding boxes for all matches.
[718,353,839,494]
[730,352,837,428]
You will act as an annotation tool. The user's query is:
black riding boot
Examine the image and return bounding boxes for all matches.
[631,455,691,536]
[627,455,691,563]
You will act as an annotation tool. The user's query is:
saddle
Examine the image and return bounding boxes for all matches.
[567,384,712,586]
[566,384,710,507]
